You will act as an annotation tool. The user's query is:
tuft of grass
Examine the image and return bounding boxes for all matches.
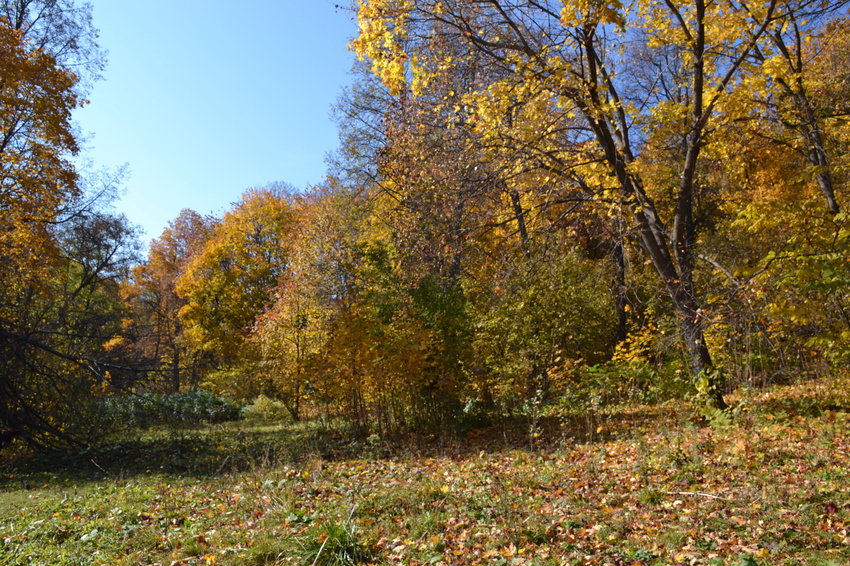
[657,527,687,552]
[635,486,663,506]
[404,508,446,539]
[247,534,291,565]
[294,515,372,566]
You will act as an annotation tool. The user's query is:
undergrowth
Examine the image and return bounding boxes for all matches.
[1,375,850,565]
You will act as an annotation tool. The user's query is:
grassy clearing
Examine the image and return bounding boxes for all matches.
[2,378,850,565]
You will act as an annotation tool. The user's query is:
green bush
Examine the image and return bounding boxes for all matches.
[241,394,292,422]
[96,389,241,429]
[545,359,695,421]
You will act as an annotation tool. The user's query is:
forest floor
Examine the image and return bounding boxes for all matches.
[1,376,850,566]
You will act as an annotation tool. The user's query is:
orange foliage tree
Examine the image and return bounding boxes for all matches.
[122,209,214,392]
[0,19,80,296]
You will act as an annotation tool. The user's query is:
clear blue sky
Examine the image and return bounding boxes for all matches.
[76,1,358,242]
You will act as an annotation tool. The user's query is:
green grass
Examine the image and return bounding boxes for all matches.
[2,377,850,565]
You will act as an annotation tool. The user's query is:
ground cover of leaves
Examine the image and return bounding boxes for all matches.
[1,380,850,566]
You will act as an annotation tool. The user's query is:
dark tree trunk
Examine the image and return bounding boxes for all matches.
[614,238,627,344]
[171,349,180,393]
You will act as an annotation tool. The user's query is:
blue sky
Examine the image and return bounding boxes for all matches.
[76,1,358,242]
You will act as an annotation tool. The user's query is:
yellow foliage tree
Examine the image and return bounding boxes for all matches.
[176,185,296,391]
[352,0,847,408]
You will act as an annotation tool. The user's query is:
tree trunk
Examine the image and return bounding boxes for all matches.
[674,286,727,410]
[613,237,627,344]
[171,349,180,393]
[637,204,728,410]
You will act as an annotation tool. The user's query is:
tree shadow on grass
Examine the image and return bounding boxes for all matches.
[2,379,840,491]
[0,408,660,491]
[0,421,353,490]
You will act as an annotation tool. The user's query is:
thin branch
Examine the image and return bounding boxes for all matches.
[667,491,731,501]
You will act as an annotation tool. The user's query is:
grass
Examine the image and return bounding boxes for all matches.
[2,376,850,565]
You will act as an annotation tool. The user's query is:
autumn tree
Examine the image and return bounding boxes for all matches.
[0,0,105,92]
[177,185,296,396]
[122,209,214,392]
[352,0,849,408]
[253,184,369,421]
[0,194,141,448]
[0,1,102,279]
[293,48,619,430]
[0,19,80,283]
[665,13,850,382]
[0,15,86,442]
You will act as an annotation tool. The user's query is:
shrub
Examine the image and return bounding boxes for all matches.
[241,394,291,422]
[96,389,241,429]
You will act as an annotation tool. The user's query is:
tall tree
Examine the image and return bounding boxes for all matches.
[177,185,296,374]
[0,16,84,443]
[0,19,80,285]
